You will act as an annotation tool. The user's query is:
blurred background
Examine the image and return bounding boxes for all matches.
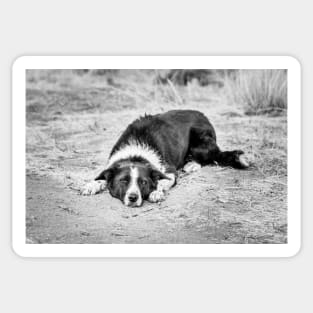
[26,69,287,117]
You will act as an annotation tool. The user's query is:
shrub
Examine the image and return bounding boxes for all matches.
[223,69,287,115]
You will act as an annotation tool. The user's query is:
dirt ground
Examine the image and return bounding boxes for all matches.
[26,70,287,244]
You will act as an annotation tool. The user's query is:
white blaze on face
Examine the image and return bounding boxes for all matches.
[124,166,143,207]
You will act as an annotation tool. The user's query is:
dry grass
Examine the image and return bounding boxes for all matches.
[223,70,287,115]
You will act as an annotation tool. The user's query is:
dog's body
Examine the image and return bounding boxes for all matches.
[82,110,249,206]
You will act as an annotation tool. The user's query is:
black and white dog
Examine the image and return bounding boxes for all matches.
[81,110,249,206]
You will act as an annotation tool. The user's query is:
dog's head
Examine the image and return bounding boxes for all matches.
[95,161,168,207]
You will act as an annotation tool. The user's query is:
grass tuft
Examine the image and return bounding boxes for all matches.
[223,70,287,115]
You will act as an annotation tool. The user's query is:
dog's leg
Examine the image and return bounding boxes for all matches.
[215,150,250,169]
[148,173,176,203]
[81,180,107,196]
[183,161,202,173]
[191,144,249,169]
[190,127,249,169]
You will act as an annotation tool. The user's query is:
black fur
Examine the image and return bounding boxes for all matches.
[108,110,246,172]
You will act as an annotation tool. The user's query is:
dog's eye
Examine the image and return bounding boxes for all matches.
[119,179,128,184]
[141,179,148,185]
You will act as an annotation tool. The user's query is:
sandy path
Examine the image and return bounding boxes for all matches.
[26,153,286,244]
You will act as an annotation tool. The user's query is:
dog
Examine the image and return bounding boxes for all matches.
[81,110,249,206]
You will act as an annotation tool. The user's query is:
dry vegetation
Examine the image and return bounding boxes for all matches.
[26,69,287,244]
[223,69,287,115]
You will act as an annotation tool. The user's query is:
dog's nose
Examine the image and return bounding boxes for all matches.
[128,193,138,203]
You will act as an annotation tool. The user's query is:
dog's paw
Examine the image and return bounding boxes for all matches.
[238,154,250,168]
[80,181,107,196]
[148,190,166,203]
[230,150,251,169]
[183,161,202,173]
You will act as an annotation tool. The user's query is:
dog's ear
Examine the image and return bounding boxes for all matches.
[95,167,115,181]
[150,168,170,182]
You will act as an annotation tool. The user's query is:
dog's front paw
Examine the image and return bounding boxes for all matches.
[80,181,107,196]
[148,190,166,203]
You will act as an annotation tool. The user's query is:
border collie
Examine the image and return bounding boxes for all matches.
[81,110,249,206]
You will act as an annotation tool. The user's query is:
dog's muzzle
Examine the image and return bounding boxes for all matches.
[124,192,143,207]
